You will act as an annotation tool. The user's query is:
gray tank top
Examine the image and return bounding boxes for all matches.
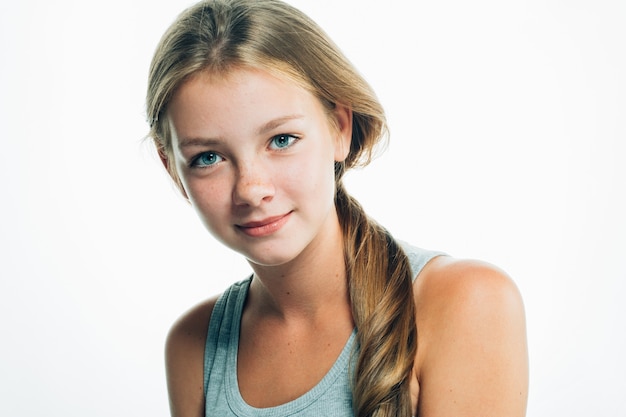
[203,242,443,416]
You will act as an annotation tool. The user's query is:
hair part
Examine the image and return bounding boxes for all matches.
[146,1,416,415]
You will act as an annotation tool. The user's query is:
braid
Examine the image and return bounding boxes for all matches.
[335,182,417,417]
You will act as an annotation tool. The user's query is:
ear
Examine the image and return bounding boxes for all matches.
[332,104,353,162]
[157,144,170,171]
[157,144,189,200]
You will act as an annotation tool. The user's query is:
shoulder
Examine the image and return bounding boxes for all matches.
[413,255,526,357]
[166,295,218,360]
[412,256,528,416]
[165,295,220,417]
[414,256,524,318]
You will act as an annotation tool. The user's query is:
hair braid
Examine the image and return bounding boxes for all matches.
[335,182,417,417]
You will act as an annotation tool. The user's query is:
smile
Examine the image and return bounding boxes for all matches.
[236,212,292,237]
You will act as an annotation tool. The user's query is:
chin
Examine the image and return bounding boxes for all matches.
[244,252,299,268]
[238,241,307,269]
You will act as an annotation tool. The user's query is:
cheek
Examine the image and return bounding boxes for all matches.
[280,149,336,201]
[185,178,231,222]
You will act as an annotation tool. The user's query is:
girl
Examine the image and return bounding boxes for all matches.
[146,1,528,416]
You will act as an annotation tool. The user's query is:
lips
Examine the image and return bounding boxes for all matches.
[236,212,292,237]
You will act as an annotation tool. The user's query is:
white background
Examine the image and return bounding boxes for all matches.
[1,0,624,415]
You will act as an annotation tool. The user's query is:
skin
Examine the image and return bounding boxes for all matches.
[161,67,528,417]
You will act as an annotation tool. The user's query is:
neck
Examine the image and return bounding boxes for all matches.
[246,218,350,323]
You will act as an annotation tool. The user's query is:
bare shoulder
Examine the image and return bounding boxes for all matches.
[413,256,528,417]
[414,256,525,318]
[165,295,220,417]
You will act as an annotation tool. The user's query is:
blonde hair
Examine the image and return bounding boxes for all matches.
[146,1,416,415]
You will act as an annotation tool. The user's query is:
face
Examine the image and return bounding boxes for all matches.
[165,67,352,267]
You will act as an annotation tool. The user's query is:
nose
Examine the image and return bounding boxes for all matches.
[232,162,275,207]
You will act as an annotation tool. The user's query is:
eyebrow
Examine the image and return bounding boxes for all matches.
[178,137,221,149]
[178,114,305,149]
[257,114,305,136]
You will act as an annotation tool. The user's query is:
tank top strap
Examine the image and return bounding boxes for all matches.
[398,240,447,281]
[203,276,252,394]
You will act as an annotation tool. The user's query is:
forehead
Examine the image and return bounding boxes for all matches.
[173,66,317,106]
[166,67,329,140]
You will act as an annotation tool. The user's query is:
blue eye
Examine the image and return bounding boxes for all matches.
[269,134,298,150]
[192,151,223,168]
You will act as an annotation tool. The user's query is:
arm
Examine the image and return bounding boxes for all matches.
[413,257,528,417]
[165,297,218,417]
